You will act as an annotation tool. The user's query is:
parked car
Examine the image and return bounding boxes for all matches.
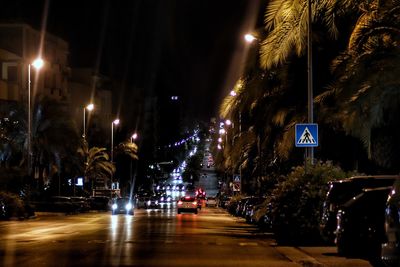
[320,175,399,243]
[177,196,198,214]
[255,203,274,231]
[235,197,251,217]
[89,196,111,211]
[382,180,400,266]
[70,197,90,212]
[111,197,134,215]
[49,196,76,213]
[335,187,391,260]
[217,195,231,209]
[145,196,159,209]
[205,197,217,207]
[0,198,7,219]
[244,197,266,223]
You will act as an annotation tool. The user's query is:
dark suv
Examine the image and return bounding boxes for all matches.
[320,175,399,243]
[335,187,391,259]
[382,179,400,266]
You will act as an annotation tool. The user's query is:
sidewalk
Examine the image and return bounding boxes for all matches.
[275,245,372,267]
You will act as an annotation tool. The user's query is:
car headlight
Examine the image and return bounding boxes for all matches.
[147,200,151,206]
[167,197,171,202]
[125,203,132,210]
[112,204,118,210]
[161,197,164,202]
[155,200,158,205]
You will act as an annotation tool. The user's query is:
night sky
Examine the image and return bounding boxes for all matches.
[1,0,261,126]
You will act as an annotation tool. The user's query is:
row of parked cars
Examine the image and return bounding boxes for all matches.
[32,195,111,213]
[321,175,400,265]
[218,175,400,266]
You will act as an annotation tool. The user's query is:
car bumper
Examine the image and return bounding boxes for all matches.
[382,242,400,265]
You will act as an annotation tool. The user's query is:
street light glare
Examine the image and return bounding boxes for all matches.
[230,90,237,97]
[113,119,120,125]
[244,33,256,43]
[225,119,232,126]
[86,103,94,111]
[32,58,44,69]
[132,133,138,140]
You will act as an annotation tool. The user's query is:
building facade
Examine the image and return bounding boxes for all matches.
[0,23,70,113]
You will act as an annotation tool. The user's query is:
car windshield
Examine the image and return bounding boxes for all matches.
[116,198,130,204]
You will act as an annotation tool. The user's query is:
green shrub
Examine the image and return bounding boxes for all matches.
[270,161,353,244]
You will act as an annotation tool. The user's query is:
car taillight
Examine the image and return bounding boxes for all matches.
[193,201,197,205]
[178,201,183,205]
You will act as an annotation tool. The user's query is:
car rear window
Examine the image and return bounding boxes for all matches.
[181,197,196,202]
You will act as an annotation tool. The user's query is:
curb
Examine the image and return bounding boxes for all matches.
[274,246,325,267]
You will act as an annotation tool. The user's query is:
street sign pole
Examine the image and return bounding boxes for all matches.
[307,0,314,165]
[295,124,318,173]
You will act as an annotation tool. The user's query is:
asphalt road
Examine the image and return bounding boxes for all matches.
[0,208,300,267]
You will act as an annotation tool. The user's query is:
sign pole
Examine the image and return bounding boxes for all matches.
[307,0,314,165]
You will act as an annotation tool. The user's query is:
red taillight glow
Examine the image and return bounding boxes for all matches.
[178,201,183,205]
[193,201,197,205]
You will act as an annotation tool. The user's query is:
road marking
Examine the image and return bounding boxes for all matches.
[239,242,258,246]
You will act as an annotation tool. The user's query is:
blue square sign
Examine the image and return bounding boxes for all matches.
[295,124,318,147]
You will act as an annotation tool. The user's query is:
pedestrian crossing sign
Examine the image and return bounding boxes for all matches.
[295,124,318,147]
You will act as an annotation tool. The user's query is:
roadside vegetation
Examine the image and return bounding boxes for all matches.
[214,0,400,244]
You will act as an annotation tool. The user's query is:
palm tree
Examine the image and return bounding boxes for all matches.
[259,0,359,69]
[316,0,400,169]
[30,98,81,188]
[113,140,139,195]
[114,141,139,160]
[0,98,81,190]
[0,106,26,168]
[79,146,115,190]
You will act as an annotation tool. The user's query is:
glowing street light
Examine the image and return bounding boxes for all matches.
[131,133,138,141]
[225,119,232,126]
[230,90,237,97]
[28,57,44,176]
[83,103,94,140]
[244,33,256,43]
[218,137,222,143]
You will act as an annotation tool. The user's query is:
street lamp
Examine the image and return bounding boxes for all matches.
[244,33,256,43]
[111,119,120,163]
[83,103,94,140]
[28,57,44,176]
[131,133,138,142]
[130,132,138,198]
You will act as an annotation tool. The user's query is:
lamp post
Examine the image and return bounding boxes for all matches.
[83,103,94,141]
[28,58,44,177]
[130,133,138,198]
[111,119,120,163]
